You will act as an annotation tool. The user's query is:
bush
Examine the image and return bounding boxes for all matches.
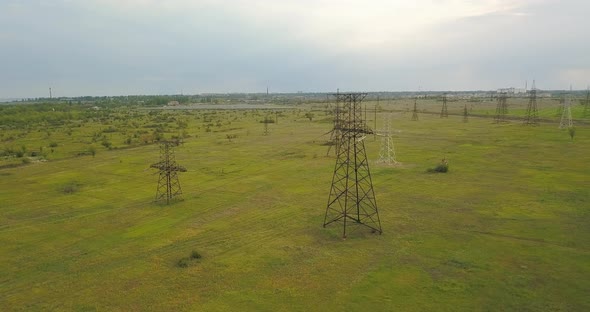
[427,159,449,173]
[177,251,202,268]
[433,163,448,173]
[49,142,58,147]
[568,127,575,140]
[177,258,189,268]
[191,250,202,259]
[62,181,82,194]
[101,140,112,148]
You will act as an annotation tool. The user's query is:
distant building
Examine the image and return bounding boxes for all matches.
[167,101,180,106]
[497,87,526,94]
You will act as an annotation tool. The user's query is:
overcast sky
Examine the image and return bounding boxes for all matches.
[0,0,588,98]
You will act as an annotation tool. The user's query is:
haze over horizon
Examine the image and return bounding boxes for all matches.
[1,0,588,98]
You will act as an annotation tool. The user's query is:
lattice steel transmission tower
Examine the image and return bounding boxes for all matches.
[151,141,186,204]
[326,102,343,156]
[377,113,397,165]
[440,94,449,118]
[559,96,573,129]
[584,87,589,118]
[463,104,469,123]
[262,116,273,135]
[494,92,508,123]
[324,93,382,238]
[411,98,419,121]
[524,80,539,125]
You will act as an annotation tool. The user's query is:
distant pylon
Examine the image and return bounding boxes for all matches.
[463,104,468,123]
[524,80,539,125]
[262,116,272,135]
[151,141,186,204]
[326,101,342,156]
[494,92,508,123]
[440,94,449,118]
[584,86,589,117]
[411,98,419,121]
[377,113,397,164]
[559,96,574,129]
[324,93,382,238]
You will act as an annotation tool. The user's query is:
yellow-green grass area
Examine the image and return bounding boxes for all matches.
[361,97,590,122]
[1,105,589,311]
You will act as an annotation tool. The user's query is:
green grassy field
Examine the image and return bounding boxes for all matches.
[1,99,589,311]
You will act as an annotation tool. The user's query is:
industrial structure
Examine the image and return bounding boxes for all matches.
[326,103,342,156]
[324,93,382,238]
[411,98,419,121]
[440,94,449,118]
[151,141,186,204]
[524,80,539,125]
[262,116,273,135]
[559,96,573,129]
[463,104,468,123]
[494,92,508,123]
[584,87,589,117]
[377,113,397,165]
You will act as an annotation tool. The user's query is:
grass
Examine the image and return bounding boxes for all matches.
[0,99,589,311]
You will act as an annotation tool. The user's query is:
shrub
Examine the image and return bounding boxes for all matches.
[49,142,58,147]
[568,127,576,140]
[62,181,82,194]
[427,158,449,173]
[433,163,448,173]
[101,140,112,148]
[177,258,189,268]
[191,250,202,259]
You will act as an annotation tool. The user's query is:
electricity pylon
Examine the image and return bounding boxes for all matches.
[524,80,539,125]
[377,113,397,164]
[326,102,342,156]
[411,98,419,121]
[151,141,186,204]
[324,93,382,238]
[559,96,573,129]
[584,86,589,118]
[463,104,468,123]
[262,116,272,135]
[440,94,448,118]
[494,92,508,123]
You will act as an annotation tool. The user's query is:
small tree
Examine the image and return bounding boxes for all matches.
[305,112,314,121]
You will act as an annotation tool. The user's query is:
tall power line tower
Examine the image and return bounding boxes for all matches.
[494,92,508,123]
[262,116,273,135]
[463,104,469,123]
[584,86,589,118]
[377,113,397,165]
[559,96,574,129]
[326,102,343,156]
[440,94,449,118]
[324,93,382,238]
[524,80,539,125]
[411,98,419,121]
[151,141,186,204]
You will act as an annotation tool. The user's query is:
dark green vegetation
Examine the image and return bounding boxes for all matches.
[1,95,589,311]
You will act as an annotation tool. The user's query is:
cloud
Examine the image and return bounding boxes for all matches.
[0,0,588,97]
